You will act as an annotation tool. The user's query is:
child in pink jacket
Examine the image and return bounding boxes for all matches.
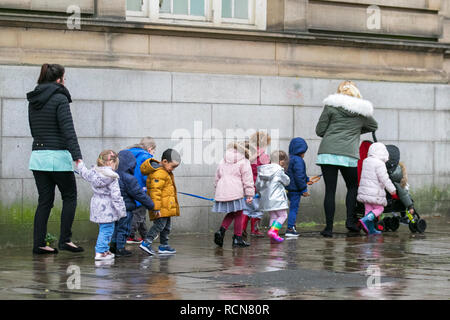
[357,142,397,235]
[213,142,255,248]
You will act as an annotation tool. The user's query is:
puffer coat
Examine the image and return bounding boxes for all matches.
[255,163,290,212]
[357,143,396,206]
[77,162,126,223]
[214,148,255,202]
[140,158,180,221]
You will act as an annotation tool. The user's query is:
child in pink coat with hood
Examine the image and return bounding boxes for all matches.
[213,141,255,248]
[357,142,397,235]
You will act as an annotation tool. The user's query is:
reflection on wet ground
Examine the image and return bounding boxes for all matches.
[0,217,449,300]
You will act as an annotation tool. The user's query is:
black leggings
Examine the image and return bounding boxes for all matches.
[32,170,77,249]
[320,165,358,231]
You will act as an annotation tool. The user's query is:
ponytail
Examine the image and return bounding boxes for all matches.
[37,63,65,84]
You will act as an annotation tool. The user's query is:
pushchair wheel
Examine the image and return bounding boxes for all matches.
[416,219,427,233]
[382,217,392,231]
[408,221,417,233]
[389,217,400,232]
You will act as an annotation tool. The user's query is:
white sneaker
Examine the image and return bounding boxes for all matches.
[95,251,115,260]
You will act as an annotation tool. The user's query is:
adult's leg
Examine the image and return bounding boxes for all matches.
[287,192,301,229]
[321,165,339,232]
[53,171,77,245]
[32,171,56,250]
[339,166,359,230]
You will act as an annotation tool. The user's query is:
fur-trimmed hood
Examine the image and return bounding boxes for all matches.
[323,93,374,117]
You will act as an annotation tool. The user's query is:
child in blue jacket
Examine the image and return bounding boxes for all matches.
[127,137,156,243]
[110,150,154,257]
[285,137,310,237]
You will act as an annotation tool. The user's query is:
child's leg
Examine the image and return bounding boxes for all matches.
[145,217,166,244]
[274,209,288,226]
[287,192,301,229]
[159,217,171,246]
[233,210,244,236]
[95,223,115,254]
[221,211,237,230]
[115,211,134,250]
[371,205,384,218]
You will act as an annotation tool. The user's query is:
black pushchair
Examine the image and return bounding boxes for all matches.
[354,132,427,233]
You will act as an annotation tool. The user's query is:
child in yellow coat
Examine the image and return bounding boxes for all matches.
[139,149,181,255]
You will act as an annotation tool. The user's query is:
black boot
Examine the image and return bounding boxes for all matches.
[232,235,250,248]
[115,248,132,257]
[214,227,226,247]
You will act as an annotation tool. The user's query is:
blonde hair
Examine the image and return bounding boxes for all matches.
[270,150,288,164]
[337,80,362,99]
[128,137,156,151]
[249,131,271,149]
[227,141,252,159]
[97,149,119,167]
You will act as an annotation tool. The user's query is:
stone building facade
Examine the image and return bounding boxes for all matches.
[0,0,449,246]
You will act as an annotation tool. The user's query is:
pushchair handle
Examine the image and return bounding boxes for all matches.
[372,131,378,142]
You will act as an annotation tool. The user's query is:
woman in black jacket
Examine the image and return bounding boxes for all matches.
[27,63,84,254]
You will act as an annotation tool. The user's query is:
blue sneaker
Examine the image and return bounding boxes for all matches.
[158,245,176,254]
[139,241,155,255]
[285,227,300,238]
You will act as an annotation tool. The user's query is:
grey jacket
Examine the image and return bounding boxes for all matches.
[255,164,290,212]
[77,162,127,223]
[389,163,413,209]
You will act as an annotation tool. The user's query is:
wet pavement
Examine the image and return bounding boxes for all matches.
[0,217,449,300]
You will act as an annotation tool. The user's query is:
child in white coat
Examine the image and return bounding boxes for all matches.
[357,143,396,235]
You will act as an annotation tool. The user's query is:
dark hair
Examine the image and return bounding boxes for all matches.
[161,148,181,164]
[37,63,65,84]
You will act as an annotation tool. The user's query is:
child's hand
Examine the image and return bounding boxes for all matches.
[246,197,253,204]
[390,191,397,197]
[154,210,161,218]
[302,192,310,197]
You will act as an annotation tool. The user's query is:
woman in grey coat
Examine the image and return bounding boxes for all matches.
[255,151,290,243]
[315,81,378,237]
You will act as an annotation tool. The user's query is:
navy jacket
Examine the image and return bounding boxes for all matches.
[128,147,153,207]
[286,138,309,193]
[117,150,154,212]
[27,82,82,160]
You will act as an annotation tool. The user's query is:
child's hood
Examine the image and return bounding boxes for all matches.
[289,137,308,156]
[94,166,119,180]
[118,150,136,175]
[224,148,245,164]
[146,158,163,174]
[257,163,282,180]
[385,144,400,172]
[367,142,389,163]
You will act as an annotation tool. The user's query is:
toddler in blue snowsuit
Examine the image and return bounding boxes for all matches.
[285,137,310,237]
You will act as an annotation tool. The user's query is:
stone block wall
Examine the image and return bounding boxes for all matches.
[0,65,448,246]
